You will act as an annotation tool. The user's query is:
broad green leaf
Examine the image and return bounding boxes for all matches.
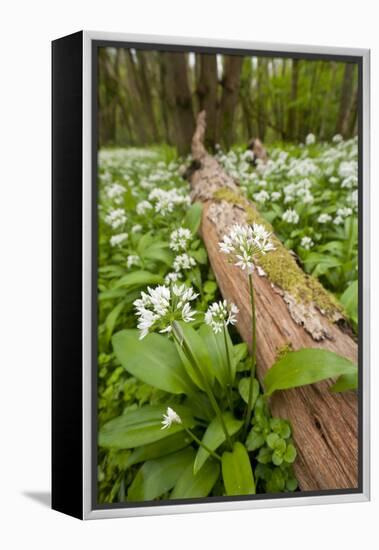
[170,459,220,499]
[191,247,208,265]
[221,442,256,496]
[264,348,357,396]
[113,329,195,394]
[127,448,195,502]
[99,404,195,449]
[105,300,125,343]
[183,202,203,234]
[194,412,243,474]
[199,324,235,389]
[98,288,128,301]
[340,280,358,325]
[136,232,155,255]
[142,242,174,267]
[125,432,191,468]
[330,371,358,392]
[113,270,163,290]
[173,321,214,391]
[238,378,260,407]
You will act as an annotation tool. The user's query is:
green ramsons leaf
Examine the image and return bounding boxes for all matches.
[194,413,243,474]
[113,329,195,394]
[99,404,195,449]
[170,458,220,499]
[263,348,357,396]
[127,448,195,501]
[221,442,256,496]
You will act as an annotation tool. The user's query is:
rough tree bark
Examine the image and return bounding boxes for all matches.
[189,111,358,492]
[336,63,355,137]
[218,55,244,149]
[196,54,218,149]
[161,52,194,155]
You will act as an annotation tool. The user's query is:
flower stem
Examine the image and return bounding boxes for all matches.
[223,324,234,414]
[172,324,233,450]
[184,428,221,461]
[243,273,257,436]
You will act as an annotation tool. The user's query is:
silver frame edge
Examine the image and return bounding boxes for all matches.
[82,30,370,520]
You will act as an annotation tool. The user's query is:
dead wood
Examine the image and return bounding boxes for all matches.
[189,111,358,491]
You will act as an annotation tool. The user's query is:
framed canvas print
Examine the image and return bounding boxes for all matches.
[52,31,370,520]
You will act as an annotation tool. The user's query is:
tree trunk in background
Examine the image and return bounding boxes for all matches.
[256,57,267,141]
[287,59,299,141]
[122,50,149,144]
[98,49,119,146]
[345,86,358,137]
[196,54,218,149]
[218,55,243,148]
[319,62,337,140]
[135,51,159,142]
[161,52,194,155]
[336,63,355,137]
[189,111,358,492]
[239,58,255,142]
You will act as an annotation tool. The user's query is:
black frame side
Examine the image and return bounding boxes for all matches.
[52,30,83,519]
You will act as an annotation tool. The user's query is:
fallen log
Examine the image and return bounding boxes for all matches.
[190,111,358,491]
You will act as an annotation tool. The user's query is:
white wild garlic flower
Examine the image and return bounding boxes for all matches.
[282,209,300,224]
[305,133,316,145]
[161,407,182,430]
[136,200,153,215]
[169,227,192,252]
[205,300,239,334]
[105,208,127,229]
[317,213,332,224]
[164,271,182,284]
[133,284,198,339]
[173,253,196,272]
[127,255,140,269]
[300,236,314,250]
[219,223,275,275]
[110,232,128,247]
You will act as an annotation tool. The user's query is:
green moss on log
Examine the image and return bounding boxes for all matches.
[213,187,343,320]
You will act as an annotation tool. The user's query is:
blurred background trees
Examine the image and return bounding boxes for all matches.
[98,47,358,153]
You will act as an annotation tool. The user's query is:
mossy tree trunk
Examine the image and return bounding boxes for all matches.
[189,111,358,492]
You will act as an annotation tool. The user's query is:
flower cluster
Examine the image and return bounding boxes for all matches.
[205,300,239,334]
[173,253,196,273]
[136,200,153,215]
[133,284,198,339]
[148,188,191,216]
[105,182,125,204]
[161,407,182,430]
[110,232,128,247]
[219,223,275,275]
[104,208,127,229]
[169,227,192,252]
[282,209,299,224]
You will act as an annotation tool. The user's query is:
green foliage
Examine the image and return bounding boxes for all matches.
[113,329,195,395]
[264,348,357,396]
[127,448,195,502]
[194,413,243,474]
[170,459,220,499]
[99,404,195,449]
[97,145,357,504]
[221,442,256,496]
